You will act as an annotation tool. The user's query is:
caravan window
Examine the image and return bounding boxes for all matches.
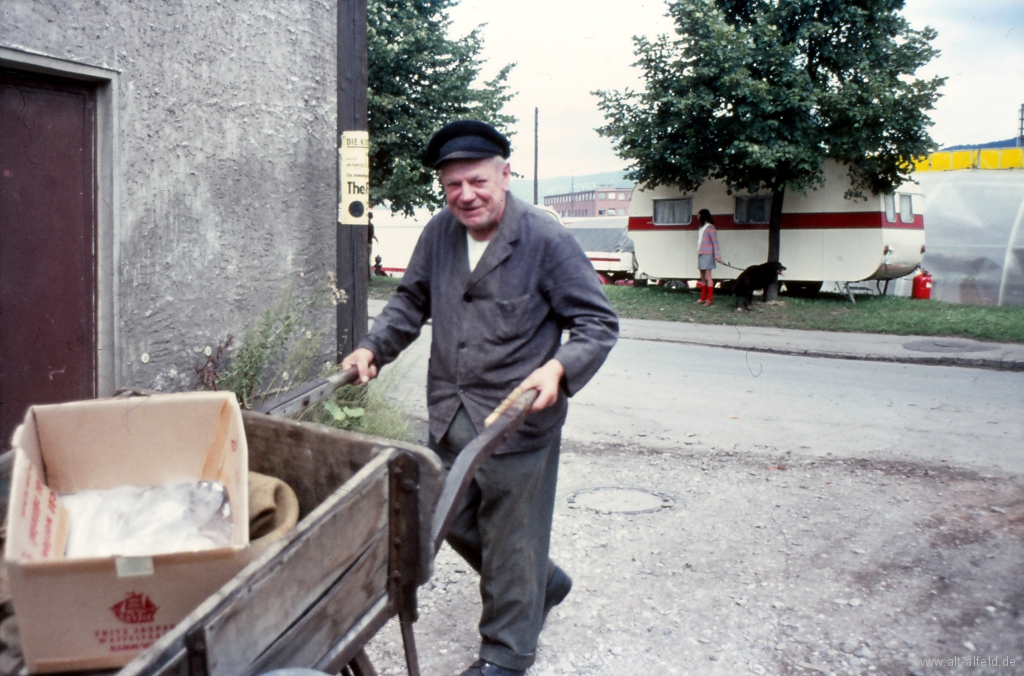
[653,198,693,225]
[884,194,897,223]
[735,196,771,224]
[899,194,914,224]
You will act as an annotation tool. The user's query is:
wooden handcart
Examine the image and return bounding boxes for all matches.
[110,372,536,676]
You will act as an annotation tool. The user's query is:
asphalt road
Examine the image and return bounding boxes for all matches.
[367,325,1024,676]
[379,325,1024,474]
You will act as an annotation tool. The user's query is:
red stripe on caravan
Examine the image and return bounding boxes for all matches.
[883,214,925,230]
[627,216,657,230]
[627,212,923,231]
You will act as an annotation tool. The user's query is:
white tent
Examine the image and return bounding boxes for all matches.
[914,170,1024,306]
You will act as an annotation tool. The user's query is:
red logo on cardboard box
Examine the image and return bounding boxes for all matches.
[111,592,158,624]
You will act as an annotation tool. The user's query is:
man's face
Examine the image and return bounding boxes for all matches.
[438,157,511,238]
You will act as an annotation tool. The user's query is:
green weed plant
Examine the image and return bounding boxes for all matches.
[198,275,411,442]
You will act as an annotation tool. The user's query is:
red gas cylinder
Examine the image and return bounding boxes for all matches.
[912,270,932,300]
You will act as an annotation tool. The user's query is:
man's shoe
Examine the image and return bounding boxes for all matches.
[457,659,525,676]
[543,567,572,622]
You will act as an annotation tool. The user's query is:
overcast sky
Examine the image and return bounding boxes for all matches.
[447,0,1024,179]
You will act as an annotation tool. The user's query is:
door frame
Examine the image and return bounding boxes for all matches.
[0,46,119,396]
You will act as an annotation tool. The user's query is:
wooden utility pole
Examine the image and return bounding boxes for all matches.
[533,107,539,205]
[337,0,369,361]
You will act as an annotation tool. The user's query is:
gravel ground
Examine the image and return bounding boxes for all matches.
[363,440,1024,676]
[2,441,1021,676]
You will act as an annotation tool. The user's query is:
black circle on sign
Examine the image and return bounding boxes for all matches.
[348,201,365,218]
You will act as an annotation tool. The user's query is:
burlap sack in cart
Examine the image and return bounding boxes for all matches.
[248,471,300,559]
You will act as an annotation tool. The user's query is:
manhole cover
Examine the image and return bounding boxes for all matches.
[567,487,674,514]
[902,339,991,354]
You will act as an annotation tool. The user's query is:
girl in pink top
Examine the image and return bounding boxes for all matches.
[696,209,722,305]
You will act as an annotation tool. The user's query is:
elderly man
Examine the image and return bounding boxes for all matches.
[342,120,618,676]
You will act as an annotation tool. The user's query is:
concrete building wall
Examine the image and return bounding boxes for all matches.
[1,1,339,393]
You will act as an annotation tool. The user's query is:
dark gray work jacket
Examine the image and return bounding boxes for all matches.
[359,194,619,454]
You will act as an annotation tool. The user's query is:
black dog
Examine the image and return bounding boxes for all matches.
[734,261,786,310]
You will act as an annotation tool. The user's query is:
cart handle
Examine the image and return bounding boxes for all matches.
[430,387,538,555]
[254,367,360,417]
[484,385,528,428]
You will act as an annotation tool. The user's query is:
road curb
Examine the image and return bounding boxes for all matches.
[627,337,1024,372]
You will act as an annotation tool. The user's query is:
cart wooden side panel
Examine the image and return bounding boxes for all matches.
[242,413,379,517]
[243,412,442,586]
[209,456,390,676]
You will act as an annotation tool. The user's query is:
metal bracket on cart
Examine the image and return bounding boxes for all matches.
[388,452,423,676]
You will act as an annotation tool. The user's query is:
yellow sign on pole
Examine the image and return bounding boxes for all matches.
[339,131,369,225]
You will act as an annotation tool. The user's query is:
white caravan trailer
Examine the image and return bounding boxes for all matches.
[627,161,925,292]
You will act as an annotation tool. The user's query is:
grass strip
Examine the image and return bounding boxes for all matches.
[604,285,1024,343]
[370,277,1024,343]
[369,275,402,300]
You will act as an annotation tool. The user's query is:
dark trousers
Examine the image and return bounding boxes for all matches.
[431,406,561,671]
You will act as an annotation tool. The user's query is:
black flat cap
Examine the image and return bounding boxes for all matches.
[423,120,510,168]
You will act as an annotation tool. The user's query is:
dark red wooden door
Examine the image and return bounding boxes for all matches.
[0,71,97,446]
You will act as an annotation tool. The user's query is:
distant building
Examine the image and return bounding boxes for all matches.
[544,187,632,219]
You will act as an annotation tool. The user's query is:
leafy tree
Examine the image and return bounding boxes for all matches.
[596,0,944,297]
[368,0,516,216]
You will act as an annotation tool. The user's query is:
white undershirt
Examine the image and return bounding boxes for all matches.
[467,232,490,272]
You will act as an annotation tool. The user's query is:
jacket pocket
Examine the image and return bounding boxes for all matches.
[492,293,542,342]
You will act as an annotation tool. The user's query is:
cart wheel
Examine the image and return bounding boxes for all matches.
[341,649,377,676]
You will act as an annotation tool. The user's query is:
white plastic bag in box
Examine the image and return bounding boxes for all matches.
[61,481,233,558]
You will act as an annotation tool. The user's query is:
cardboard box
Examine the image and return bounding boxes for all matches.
[3,392,250,673]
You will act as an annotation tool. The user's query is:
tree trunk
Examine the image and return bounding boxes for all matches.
[765,184,786,300]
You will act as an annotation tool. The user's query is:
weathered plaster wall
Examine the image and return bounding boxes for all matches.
[1,0,339,391]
